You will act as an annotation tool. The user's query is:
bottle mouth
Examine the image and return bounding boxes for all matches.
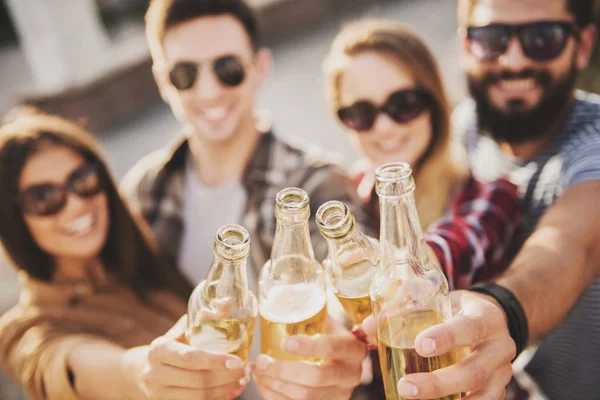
[316,200,353,239]
[215,224,250,259]
[375,162,413,182]
[276,187,310,213]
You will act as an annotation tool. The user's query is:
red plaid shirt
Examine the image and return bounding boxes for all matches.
[354,169,523,290]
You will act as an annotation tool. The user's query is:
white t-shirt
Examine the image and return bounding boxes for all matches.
[178,159,261,400]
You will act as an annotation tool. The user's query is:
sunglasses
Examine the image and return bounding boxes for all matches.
[19,162,104,217]
[168,55,246,90]
[467,21,578,62]
[337,89,432,132]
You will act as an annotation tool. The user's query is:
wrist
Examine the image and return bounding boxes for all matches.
[467,282,529,360]
[121,347,148,400]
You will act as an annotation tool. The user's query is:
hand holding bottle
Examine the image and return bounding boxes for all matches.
[362,290,515,399]
[253,317,367,400]
[123,316,248,400]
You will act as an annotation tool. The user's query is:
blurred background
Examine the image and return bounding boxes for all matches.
[0,0,599,398]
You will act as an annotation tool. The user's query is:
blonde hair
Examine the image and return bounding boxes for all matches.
[324,19,467,228]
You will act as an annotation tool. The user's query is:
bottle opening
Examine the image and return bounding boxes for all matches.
[276,187,310,213]
[215,224,250,259]
[316,201,353,239]
[375,162,416,197]
[375,162,413,182]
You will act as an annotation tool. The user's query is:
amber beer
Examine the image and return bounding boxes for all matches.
[259,188,328,362]
[260,283,327,362]
[187,225,258,361]
[378,311,459,400]
[188,317,256,361]
[336,293,372,327]
[372,163,460,400]
[316,201,379,328]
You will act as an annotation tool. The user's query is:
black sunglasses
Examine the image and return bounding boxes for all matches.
[19,162,104,217]
[169,55,246,90]
[337,89,432,132]
[467,21,578,62]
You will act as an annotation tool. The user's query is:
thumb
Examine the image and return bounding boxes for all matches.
[165,315,188,343]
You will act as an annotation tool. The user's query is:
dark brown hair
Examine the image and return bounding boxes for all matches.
[146,0,262,61]
[458,0,596,27]
[0,108,191,299]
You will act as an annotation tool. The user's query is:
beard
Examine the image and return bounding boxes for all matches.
[467,61,578,144]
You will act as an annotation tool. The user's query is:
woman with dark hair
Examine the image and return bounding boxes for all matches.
[0,110,247,400]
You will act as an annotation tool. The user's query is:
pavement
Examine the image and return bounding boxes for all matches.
[0,0,464,397]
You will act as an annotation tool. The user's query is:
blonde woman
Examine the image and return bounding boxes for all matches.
[324,19,523,289]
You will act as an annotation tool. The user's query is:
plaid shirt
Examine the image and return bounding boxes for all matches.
[354,170,523,290]
[425,176,523,290]
[120,125,366,281]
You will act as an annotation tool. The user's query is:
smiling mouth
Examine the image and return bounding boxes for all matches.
[497,78,537,92]
[62,213,97,237]
[378,137,409,153]
[199,104,234,124]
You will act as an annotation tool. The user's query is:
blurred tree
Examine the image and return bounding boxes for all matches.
[5,0,111,92]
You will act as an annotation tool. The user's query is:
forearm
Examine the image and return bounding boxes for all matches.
[69,342,147,400]
[496,182,600,343]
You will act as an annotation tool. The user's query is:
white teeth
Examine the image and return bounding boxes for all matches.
[203,107,228,120]
[500,78,535,91]
[65,214,94,235]
[379,138,403,151]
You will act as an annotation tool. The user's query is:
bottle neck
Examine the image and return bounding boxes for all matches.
[271,217,315,261]
[271,187,315,261]
[202,225,251,308]
[376,164,430,273]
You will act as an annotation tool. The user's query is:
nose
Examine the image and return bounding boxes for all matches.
[62,191,89,214]
[372,113,401,138]
[194,64,225,102]
[498,36,533,70]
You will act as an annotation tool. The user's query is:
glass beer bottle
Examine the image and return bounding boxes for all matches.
[186,224,258,362]
[259,187,327,363]
[372,163,459,400]
[316,200,379,329]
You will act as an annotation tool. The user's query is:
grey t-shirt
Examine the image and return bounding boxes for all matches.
[178,159,262,400]
[454,91,600,400]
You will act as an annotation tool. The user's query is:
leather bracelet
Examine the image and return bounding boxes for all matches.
[467,282,529,361]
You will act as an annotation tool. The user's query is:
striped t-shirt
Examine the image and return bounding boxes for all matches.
[453,90,600,400]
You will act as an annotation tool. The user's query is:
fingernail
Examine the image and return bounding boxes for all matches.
[239,376,250,386]
[256,355,274,370]
[225,359,243,369]
[283,338,299,352]
[421,337,436,356]
[398,381,419,397]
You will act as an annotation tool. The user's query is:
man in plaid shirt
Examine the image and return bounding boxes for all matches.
[120,1,370,400]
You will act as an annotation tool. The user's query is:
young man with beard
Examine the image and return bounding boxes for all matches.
[360,0,600,399]
[452,0,600,398]
[120,1,368,399]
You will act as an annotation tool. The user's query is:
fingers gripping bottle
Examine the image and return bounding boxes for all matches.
[372,163,459,400]
[259,187,328,363]
[316,200,379,331]
[186,224,258,361]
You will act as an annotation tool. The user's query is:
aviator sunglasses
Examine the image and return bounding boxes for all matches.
[337,88,432,132]
[19,162,104,217]
[466,21,579,62]
[168,55,246,90]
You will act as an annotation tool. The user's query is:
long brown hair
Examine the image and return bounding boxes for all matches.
[324,19,467,228]
[0,108,192,300]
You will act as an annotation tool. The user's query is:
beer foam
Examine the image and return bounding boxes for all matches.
[260,283,327,324]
